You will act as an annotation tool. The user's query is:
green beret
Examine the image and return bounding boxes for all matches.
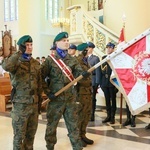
[77,43,88,51]
[17,35,33,46]
[53,32,68,44]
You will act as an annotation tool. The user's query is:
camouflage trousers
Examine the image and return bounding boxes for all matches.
[77,94,92,137]
[45,101,83,150]
[11,103,39,150]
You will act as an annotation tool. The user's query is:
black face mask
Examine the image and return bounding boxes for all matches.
[82,49,88,56]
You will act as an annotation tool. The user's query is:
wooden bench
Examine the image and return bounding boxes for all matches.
[0,76,12,112]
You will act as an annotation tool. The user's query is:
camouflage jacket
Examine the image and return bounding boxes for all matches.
[41,52,83,100]
[76,54,92,94]
[2,52,42,104]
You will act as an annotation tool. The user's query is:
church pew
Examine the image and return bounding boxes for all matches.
[0,76,12,112]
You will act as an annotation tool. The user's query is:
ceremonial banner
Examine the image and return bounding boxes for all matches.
[110,27,125,91]
[109,28,150,115]
[118,27,125,43]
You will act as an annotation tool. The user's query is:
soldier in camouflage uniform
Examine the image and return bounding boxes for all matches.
[2,35,43,150]
[41,32,90,150]
[76,43,94,146]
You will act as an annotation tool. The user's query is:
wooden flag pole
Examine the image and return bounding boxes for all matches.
[42,57,108,106]
[41,43,132,107]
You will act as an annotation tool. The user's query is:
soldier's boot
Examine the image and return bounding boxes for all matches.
[46,144,54,150]
[110,118,115,124]
[123,119,131,126]
[123,105,131,126]
[110,111,116,124]
[90,109,95,121]
[81,135,94,145]
[110,116,115,124]
[131,115,136,127]
[90,100,96,121]
[81,140,87,147]
[145,123,150,129]
[102,116,111,123]
[102,111,111,123]
[90,113,95,121]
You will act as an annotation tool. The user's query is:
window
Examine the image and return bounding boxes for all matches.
[4,0,18,22]
[45,0,59,20]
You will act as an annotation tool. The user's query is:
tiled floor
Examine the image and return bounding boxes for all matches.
[1,107,150,150]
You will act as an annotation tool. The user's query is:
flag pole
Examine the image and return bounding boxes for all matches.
[42,57,111,106]
[120,93,123,124]
[119,13,126,125]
